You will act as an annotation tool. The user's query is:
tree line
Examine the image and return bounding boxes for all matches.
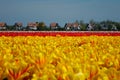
[0,20,120,31]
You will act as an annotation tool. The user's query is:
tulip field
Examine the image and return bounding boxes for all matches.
[0,31,120,36]
[0,31,120,80]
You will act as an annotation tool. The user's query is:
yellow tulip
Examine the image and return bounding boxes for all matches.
[0,36,120,79]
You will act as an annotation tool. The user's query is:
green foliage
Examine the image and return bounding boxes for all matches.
[36,22,48,31]
[2,20,120,31]
[7,25,14,31]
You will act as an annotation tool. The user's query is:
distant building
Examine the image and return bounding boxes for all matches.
[100,24,108,31]
[64,23,81,31]
[50,22,60,30]
[72,22,81,31]
[0,22,7,30]
[86,23,94,31]
[64,23,72,31]
[14,22,23,30]
[111,24,118,31]
[27,22,37,30]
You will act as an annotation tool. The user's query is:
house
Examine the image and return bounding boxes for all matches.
[0,22,7,30]
[14,22,23,30]
[100,24,108,31]
[50,22,60,30]
[111,24,118,31]
[86,23,94,31]
[64,23,73,31]
[72,23,81,31]
[27,22,37,30]
[64,23,81,31]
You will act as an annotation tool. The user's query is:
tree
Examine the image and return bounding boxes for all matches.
[36,22,48,31]
[89,19,95,25]
[79,20,87,31]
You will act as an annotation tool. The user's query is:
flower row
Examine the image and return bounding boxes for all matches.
[0,31,120,36]
[0,36,120,80]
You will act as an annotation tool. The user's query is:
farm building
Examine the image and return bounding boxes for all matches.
[50,22,60,30]
[27,22,37,30]
[14,22,23,30]
[0,22,7,30]
[64,23,81,31]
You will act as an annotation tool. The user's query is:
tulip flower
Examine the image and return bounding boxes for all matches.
[0,36,120,79]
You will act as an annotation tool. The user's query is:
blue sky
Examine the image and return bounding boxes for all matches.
[0,0,120,26]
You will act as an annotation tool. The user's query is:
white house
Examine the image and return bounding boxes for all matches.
[27,22,37,30]
[0,22,7,30]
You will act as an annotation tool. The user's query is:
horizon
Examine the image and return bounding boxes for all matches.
[0,19,120,27]
[0,0,120,26]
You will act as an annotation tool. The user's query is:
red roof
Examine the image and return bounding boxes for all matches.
[0,22,6,27]
[50,22,58,27]
[27,22,37,27]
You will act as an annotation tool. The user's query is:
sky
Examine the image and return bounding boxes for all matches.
[0,0,120,27]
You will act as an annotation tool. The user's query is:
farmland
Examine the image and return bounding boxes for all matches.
[0,31,120,80]
[0,31,120,36]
